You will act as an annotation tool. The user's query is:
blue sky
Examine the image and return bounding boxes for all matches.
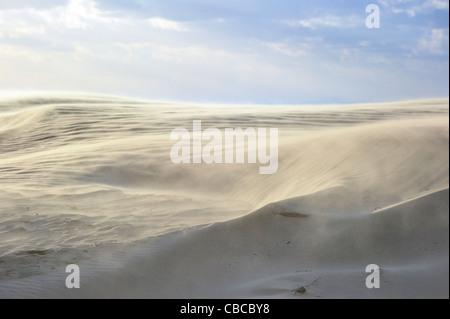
[0,0,448,103]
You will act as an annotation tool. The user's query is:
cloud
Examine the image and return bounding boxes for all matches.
[147,18,188,32]
[379,0,449,17]
[0,43,44,61]
[59,0,118,29]
[262,41,313,57]
[426,0,449,10]
[0,0,448,103]
[0,12,46,38]
[417,28,449,55]
[0,0,122,37]
[286,15,360,30]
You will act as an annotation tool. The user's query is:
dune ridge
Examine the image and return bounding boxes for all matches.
[0,96,448,298]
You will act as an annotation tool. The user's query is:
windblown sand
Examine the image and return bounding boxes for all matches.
[0,96,448,298]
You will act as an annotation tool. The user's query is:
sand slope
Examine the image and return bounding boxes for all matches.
[0,96,448,298]
[3,187,446,299]
[60,188,447,299]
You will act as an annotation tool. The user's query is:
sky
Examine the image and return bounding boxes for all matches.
[0,0,448,104]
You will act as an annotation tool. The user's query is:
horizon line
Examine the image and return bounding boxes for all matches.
[0,90,449,107]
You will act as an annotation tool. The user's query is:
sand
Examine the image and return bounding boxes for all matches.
[0,96,448,298]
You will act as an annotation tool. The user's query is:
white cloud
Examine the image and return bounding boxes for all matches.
[60,0,110,29]
[0,0,122,37]
[147,18,188,32]
[426,0,449,10]
[118,42,235,65]
[0,12,46,38]
[286,16,360,30]
[0,7,48,38]
[418,28,449,55]
[379,0,449,16]
[263,42,310,57]
[0,44,44,61]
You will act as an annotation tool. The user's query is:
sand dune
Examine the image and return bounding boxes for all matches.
[1,188,447,299]
[78,187,449,299]
[0,96,448,298]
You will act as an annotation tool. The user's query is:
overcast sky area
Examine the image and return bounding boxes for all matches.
[0,0,448,104]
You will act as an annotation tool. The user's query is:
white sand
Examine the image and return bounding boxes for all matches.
[0,96,448,298]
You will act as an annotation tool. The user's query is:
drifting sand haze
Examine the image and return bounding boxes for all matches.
[0,96,448,298]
